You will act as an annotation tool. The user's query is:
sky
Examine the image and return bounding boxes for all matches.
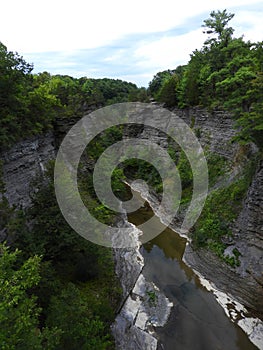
[1,0,263,87]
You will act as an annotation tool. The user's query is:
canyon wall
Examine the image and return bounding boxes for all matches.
[0,105,262,320]
[0,132,55,208]
[124,106,262,318]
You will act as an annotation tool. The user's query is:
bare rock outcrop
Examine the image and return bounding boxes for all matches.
[0,133,55,208]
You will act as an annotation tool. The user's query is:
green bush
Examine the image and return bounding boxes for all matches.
[192,160,255,266]
[46,283,111,350]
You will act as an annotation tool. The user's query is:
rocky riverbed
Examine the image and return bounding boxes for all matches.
[111,210,173,350]
[1,105,262,349]
[128,181,263,350]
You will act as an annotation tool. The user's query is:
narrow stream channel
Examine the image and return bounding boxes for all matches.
[127,203,258,350]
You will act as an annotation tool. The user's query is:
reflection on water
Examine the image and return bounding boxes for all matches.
[128,205,257,350]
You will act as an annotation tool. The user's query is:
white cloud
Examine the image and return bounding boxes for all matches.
[2,1,262,86]
[133,6,263,76]
[103,50,126,62]
[233,10,263,42]
[134,29,205,70]
[1,0,262,53]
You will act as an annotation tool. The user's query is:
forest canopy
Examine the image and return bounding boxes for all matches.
[148,10,263,148]
[0,42,147,150]
[1,10,262,149]
[0,10,262,349]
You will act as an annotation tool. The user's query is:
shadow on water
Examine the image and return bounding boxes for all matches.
[128,203,257,350]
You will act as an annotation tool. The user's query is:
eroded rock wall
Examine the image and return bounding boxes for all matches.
[1,105,262,339]
[124,105,263,318]
[233,160,263,281]
[172,107,239,158]
[0,133,55,208]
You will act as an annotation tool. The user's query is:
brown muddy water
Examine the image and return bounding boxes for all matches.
[128,204,257,350]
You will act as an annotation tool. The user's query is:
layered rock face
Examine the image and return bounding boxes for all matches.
[172,107,239,158]
[0,105,262,339]
[0,133,55,208]
[233,160,263,282]
[124,105,263,318]
[128,107,239,159]
[186,160,263,318]
[176,109,263,318]
[0,121,172,350]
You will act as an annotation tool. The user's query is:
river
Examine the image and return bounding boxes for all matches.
[127,202,258,350]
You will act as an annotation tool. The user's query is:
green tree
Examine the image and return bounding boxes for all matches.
[156,74,179,107]
[148,70,175,98]
[46,283,111,350]
[178,51,204,107]
[0,244,60,349]
[0,42,33,148]
[202,9,235,47]
[0,44,59,149]
[14,163,101,281]
[128,87,149,102]
[26,74,61,131]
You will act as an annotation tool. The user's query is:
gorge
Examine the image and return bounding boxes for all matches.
[1,9,263,350]
[1,105,262,349]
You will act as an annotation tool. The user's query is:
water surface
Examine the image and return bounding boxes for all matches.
[128,204,257,350]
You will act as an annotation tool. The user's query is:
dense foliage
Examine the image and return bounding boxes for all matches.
[192,154,257,266]
[147,10,262,264]
[0,42,150,348]
[1,9,262,348]
[0,244,61,349]
[0,160,122,349]
[0,42,148,151]
[149,10,263,148]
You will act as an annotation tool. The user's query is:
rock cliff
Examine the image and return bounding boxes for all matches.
[183,159,263,318]
[0,132,55,208]
[123,106,263,319]
[0,105,262,345]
